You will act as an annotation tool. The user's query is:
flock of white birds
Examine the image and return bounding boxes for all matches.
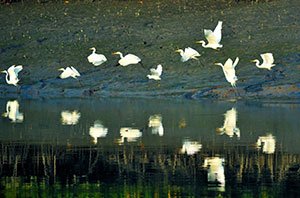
[1,21,276,93]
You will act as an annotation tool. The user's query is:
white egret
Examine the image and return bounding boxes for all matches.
[112,51,142,66]
[58,66,80,79]
[1,65,23,86]
[251,53,275,70]
[203,157,225,186]
[180,140,202,155]
[148,114,164,136]
[217,108,240,138]
[118,127,142,144]
[196,21,223,50]
[2,100,24,123]
[89,121,108,144]
[215,57,239,88]
[175,47,201,62]
[147,64,163,80]
[87,47,107,66]
[61,110,81,125]
[257,134,276,154]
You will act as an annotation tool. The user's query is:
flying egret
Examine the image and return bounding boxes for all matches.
[87,47,107,66]
[180,140,202,155]
[112,51,142,67]
[147,64,162,80]
[2,100,24,123]
[196,21,223,50]
[1,65,23,86]
[148,114,164,136]
[58,66,80,79]
[175,47,201,62]
[215,57,239,88]
[217,108,240,138]
[61,110,81,125]
[251,53,275,70]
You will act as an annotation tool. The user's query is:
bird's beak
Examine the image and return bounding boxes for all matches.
[250,60,255,62]
[1,70,5,73]
[195,41,201,44]
[58,68,63,71]
[175,49,180,53]
[89,48,93,50]
[112,52,117,55]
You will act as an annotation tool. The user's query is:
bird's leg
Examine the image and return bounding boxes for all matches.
[77,79,83,87]
[139,62,145,69]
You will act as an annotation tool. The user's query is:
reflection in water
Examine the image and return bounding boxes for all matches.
[118,127,142,144]
[203,157,225,187]
[148,114,164,136]
[61,110,81,125]
[257,134,276,154]
[89,121,108,144]
[217,107,240,138]
[180,140,202,155]
[2,100,24,123]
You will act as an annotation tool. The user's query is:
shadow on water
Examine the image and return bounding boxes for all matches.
[0,98,300,196]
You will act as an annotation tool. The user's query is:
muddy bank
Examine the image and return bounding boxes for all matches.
[0,0,299,100]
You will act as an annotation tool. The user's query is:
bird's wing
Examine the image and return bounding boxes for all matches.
[261,53,274,64]
[185,47,200,57]
[156,64,163,76]
[204,29,218,44]
[14,65,23,75]
[232,57,239,68]
[213,21,223,43]
[126,54,141,62]
[71,66,80,76]
[224,58,233,69]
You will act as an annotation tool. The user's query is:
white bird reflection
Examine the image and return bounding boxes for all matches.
[61,110,81,125]
[2,100,24,123]
[257,134,276,154]
[180,140,202,155]
[217,108,240,138]
[118,127,142,144]
[203,157,225,187]
[89,121,108,144]
[148,114,164,136]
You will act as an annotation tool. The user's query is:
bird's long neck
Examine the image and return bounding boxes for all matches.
[92,48,96,54]
[4,71,10,83]
[255,60,261,67]
[119,53,124,59]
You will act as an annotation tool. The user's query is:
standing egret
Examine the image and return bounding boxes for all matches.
[1,65,23,86]
[87,47,107,66]
[117,127,142,144]
[180,140,202,155]
[148,114,164,136]
[175,47,201,62]
[2,100,24,123]
[112,51,142,67]
[58,66,80,79]
[215,57,239,88]
[196,21,223,50]
[257,134,276,154]
[203,157,225,186]
[251,53,275,70]
[147,64,162,80]
[89,121,108,144]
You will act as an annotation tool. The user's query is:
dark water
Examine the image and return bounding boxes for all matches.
[1,98,300,197]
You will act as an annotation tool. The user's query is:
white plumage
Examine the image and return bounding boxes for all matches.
[175,47,201,62]
[196,21,223,50]
[147,64,163,80]
[58,66,80,79]
[1,65,23,86]
[61,110,81,125]
[217,108,240,138]
[2,100,24,123]
[87,47,107,66]
[89,121,108,144]
[180,140,202,155]
[113,51,141,66]
[252,53,275,70]
[215,57,239,87]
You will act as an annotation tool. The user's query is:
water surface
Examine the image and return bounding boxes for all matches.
[0,98,300,197]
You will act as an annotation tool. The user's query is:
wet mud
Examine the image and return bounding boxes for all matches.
[0,0,299,100]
